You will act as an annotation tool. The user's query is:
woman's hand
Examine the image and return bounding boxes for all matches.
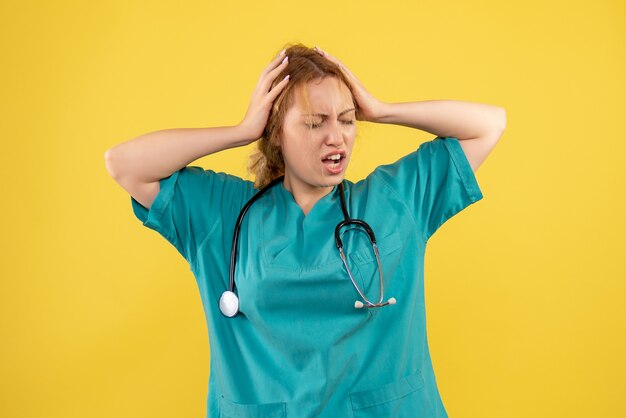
[313,46,389,123]
[238,50,291,142]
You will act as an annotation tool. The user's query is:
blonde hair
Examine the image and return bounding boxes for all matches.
[248,43,358,188]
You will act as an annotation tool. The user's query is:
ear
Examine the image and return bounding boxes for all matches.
[270,130,283,149]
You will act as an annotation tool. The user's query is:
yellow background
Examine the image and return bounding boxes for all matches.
[1,0,625,417]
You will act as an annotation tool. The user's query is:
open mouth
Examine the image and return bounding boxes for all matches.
[322,153,344,167]
[321,152,346,174]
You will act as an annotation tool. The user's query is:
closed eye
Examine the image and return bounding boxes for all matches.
[305,120,355,129]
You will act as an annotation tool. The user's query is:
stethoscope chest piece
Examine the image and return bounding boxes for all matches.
[219,290,239,317]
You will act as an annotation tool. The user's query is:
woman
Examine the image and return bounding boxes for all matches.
[105,43,505,418]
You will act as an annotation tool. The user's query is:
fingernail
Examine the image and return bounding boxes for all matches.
[279,48,286,56]
[284,74,290,81]
[281,56,288,64]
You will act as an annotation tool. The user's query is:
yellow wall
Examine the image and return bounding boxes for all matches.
[1,0,625,417]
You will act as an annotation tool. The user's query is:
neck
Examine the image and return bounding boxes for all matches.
[283,176,336,216]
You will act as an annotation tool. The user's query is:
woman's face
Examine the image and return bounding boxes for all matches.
[279,77,357,196]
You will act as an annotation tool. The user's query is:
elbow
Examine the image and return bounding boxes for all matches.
[479,107,506,146]
[495,106,507,134]
[483,106,506,142]
[104,147,122,180]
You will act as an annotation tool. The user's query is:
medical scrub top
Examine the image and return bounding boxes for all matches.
[130,136,483,418]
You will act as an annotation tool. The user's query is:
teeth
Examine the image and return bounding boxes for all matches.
[328,154,341,161]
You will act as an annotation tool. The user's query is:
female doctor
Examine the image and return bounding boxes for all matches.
[105,44,506,418]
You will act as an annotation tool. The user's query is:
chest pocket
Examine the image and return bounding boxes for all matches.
[345,231,404,300]
[350,370,432,418]
[219,396,286,418]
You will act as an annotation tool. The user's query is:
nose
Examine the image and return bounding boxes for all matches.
[325,121,344,147]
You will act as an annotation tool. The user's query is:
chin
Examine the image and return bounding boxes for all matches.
[317,174,345,188]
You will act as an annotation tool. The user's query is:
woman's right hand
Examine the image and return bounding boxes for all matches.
[238,50,290,142]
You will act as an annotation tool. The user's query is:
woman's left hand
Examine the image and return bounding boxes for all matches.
[314,46,388,123]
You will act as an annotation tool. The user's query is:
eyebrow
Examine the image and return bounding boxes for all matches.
[302,108,356,117]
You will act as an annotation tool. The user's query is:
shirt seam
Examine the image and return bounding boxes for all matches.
[191,216,222,272]
[422,137,483,241]
[371,168,424,243]
[442,137,483,203]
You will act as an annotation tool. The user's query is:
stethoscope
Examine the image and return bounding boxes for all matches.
[218,176,397,317]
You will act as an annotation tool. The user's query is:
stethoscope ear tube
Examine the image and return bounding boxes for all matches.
[355,297,396,309]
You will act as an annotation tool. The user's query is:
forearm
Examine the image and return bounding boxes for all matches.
[373,100,506,140]
[104,125,252,183]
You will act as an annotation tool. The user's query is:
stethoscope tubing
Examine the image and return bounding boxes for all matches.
[228,175,285,295]
[220,177,396,317]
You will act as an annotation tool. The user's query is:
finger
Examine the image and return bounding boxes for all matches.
[259,55,289,93]
[249,55,287,103]
[314,46,341,66]
[314,46,358,80]
[313,45,325,56]
[266,74,290,102]
[258,49,288,81]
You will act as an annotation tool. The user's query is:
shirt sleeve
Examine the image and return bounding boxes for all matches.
[130,166,256,266]
[372,136,483,241]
